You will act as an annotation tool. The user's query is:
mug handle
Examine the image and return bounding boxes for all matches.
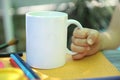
[67,19,83,55]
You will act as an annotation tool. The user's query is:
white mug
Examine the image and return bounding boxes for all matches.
[26,11,83,69]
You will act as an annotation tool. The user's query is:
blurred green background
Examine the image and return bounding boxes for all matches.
[0,0,119,52]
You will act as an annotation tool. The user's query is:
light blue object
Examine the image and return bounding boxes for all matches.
[10,54,35,79]
[103,50,120,71]
[117,47,120,50]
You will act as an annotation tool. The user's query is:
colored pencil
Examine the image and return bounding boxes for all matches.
[10,54,40,80]
[9,58,19,68]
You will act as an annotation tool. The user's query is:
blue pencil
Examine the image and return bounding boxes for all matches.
[10,53,40,80]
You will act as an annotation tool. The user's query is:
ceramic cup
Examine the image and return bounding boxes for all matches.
[26,11,83,69]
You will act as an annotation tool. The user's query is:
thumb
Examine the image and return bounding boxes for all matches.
[87,30,99,45]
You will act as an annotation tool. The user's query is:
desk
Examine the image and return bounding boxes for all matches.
[0,51,120,80]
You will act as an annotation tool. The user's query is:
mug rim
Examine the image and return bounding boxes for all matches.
[26,11,68,17]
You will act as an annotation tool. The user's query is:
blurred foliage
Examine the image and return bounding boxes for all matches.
[0,19,5,44]
[13,15,26,51]
[68,0,116,30]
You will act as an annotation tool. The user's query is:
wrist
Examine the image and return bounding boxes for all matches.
[99,32,110,50]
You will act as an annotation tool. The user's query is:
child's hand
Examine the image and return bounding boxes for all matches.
[71,28,101,60]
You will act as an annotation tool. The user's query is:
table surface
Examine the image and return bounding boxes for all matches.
[0,51,120,80]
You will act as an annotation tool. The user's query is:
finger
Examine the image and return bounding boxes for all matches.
[73,28,89,38]
[87,29,99,45]
[72,36,88,47]
[71,43,90,52]
[72,52,87,60]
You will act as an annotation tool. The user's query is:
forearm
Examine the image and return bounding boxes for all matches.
[100,31,120,50]
[100,4,120,50]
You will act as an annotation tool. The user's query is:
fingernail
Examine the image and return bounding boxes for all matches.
[87,39,93,45]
